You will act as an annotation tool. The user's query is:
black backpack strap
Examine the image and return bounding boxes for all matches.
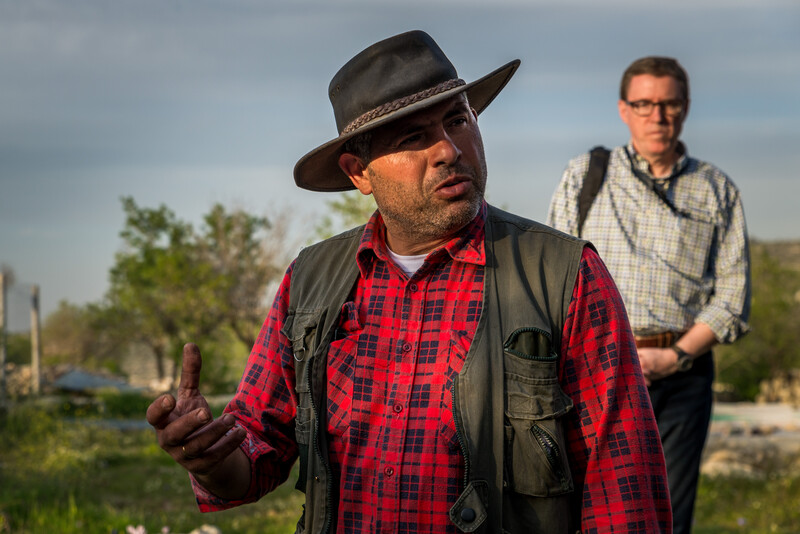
[577,146,610,237]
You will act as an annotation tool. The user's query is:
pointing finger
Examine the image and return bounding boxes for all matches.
[178,342,203,400]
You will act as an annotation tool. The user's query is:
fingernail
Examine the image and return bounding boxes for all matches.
[197,409,210,423]
[162,397,173,409]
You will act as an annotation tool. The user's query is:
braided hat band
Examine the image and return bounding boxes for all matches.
[342,79,466,135]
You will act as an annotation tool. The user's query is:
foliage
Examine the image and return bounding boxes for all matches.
[4,331,31,365]
[40,300,127,373]
[201,203,291,349]
[715,242,800,400]
[68,391,155,419]
[312,190,376,241]
[103,197,291,391]
[107,197,226,383]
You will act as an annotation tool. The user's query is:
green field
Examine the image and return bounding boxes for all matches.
[1,399,799,534]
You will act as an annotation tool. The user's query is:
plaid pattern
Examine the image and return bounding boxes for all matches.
[193,203,671,532]
[547,142,750,343]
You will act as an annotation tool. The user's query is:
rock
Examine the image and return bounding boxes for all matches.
[756,370,800,408]
[750,424,779,436]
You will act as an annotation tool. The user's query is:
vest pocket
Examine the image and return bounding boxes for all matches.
[503,328,574,497]
[281,309,324,447]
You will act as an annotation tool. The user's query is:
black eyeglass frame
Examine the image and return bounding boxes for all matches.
[625,99,686,117]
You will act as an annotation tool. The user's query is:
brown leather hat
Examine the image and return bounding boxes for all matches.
[293,30,520,192]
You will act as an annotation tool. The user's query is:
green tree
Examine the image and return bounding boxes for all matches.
[201,204,290,348]
[41,300,127,372]
[109,197,221,382]
[106,197,291,388]
[716,242,800,400]
[5,332,30,366]
[313,190,376,240]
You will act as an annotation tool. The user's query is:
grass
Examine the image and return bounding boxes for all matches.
[695,473,800,533]
[1,396,799,533]
[0,398,303,534]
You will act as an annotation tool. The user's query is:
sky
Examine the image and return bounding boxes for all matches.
[1,0,799,329]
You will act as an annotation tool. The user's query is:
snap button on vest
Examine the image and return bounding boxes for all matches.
[460,507,476,522]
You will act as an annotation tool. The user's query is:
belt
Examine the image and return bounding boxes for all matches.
[634,331,684,349]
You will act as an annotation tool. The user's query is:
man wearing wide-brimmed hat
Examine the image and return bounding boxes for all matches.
[147,31,672,533]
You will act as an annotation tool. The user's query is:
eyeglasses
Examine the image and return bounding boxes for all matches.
[626,99,685,117]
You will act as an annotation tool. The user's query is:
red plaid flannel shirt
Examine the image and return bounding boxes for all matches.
[193,204,671,533]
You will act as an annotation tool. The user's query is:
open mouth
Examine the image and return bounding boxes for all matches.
[435,177,472,199]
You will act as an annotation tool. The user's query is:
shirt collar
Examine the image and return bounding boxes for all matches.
[356,202,487,277]
[626,140,690,181]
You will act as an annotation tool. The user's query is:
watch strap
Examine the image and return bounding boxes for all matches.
[671,344,693,372]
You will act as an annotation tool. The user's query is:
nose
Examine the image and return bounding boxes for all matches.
[431,129,461,167]
[651,103,668,122]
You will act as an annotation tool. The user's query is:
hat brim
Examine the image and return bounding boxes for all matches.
[293,59,521,192]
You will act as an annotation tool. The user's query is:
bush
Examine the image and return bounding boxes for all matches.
[715,243,800,401]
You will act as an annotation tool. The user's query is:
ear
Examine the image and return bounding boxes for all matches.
[617,99,630,126]
[338,153,372,195]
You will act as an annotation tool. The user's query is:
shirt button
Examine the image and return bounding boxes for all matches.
[393,403,403,414]
[402,342,412,353]
[409,282,418,292]
[384,466,394,477]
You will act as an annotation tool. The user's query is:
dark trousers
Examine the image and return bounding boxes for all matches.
[647,351,714,534]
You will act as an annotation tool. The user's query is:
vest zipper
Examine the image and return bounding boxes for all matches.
[451,378,471,490]
[530,423,567,489]
[309,357,334,534]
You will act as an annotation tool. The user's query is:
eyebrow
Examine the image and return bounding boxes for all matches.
[395,99,470,133]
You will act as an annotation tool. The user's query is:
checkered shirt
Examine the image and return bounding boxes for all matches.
[193,203,671,532]
[547,142,750,342]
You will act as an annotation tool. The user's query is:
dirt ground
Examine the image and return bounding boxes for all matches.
[703,402,800,477]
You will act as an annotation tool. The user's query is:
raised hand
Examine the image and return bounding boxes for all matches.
[146,343,246,478]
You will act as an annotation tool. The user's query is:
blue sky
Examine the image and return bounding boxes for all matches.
[1,0,798,327]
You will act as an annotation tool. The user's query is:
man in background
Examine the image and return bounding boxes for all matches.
[547,56,750,533]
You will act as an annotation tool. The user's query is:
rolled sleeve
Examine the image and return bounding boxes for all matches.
[696,187,751,343]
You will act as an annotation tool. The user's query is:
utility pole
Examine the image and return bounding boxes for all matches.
[31,285,41,396]
[0,273,7,409]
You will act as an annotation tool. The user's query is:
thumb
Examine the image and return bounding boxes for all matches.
[177,342,203,400]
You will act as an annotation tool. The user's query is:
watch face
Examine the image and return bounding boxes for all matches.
[677,355,693,372]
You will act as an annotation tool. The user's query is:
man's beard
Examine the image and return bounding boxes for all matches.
[369,159,487,244]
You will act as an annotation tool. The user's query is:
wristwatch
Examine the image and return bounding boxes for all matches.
[671,344,694,372]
